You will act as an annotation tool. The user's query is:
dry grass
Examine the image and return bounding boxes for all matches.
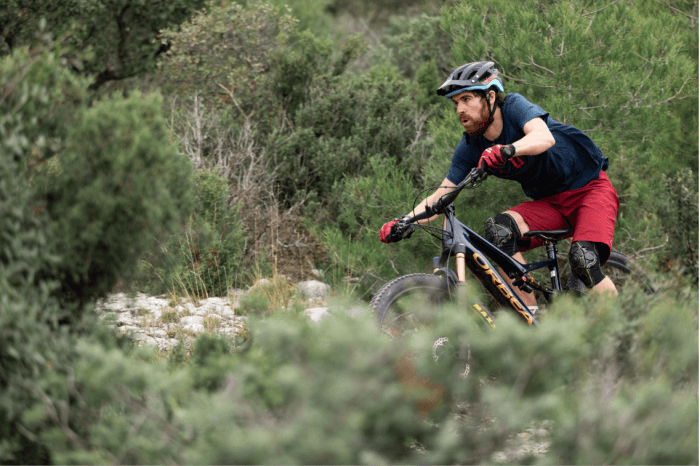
[203,315,222,332]
[169,94,328,289]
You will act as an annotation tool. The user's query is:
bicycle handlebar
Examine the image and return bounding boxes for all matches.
[402,145,516,224]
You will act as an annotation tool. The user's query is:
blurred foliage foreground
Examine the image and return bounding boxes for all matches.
[0,0,698,463]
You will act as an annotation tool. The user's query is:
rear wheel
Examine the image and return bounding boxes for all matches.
[605,249,657,293]
[370,273,496,338]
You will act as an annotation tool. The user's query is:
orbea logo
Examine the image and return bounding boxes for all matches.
[472,253,533,325]
[482,75,496,85]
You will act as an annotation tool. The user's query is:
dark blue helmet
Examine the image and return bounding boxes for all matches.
[437,61,504,98]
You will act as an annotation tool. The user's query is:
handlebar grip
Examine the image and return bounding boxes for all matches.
[502,144,516,159]
[403,208,431,224]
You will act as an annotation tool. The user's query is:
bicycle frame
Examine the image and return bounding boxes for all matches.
[431,206,561,326]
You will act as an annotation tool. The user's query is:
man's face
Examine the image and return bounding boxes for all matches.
[451,90,490,136]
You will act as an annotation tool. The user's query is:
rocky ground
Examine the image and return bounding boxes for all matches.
[96,279,343,352]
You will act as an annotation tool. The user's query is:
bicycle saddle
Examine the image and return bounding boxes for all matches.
[523,229,572,242]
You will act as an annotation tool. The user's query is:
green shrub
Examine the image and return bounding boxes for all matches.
[318,156,442,293]
[190,333,236,391]
[239,291,271,316]
[158,0,300,128]
[273,65,433,207]
[0,148,76,464]
[20,287,695,464]
[0,45,194,463]
[1,0,207,90]
[35,91,194,306]
[659,168,699,280]
[168,342,187,368]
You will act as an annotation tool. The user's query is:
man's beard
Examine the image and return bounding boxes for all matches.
[464,102,491,136]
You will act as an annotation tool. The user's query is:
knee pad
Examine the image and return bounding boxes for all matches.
[569,241,606,288]
[484,213,521,256]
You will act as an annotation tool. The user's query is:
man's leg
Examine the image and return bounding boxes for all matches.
[483,210,538,308]
[503,211,537,308]
[594,276,617,295]
[569,240,618,296]
[485,202,568,309]
[561,171,620,296]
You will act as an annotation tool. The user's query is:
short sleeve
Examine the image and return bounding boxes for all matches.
[504,93,549,131]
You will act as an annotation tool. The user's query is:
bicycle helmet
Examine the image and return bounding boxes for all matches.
[437,61,504,136]
[436,61,504,98]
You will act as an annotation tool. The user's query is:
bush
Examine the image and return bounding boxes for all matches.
[190,333,236,391]
[0,45,194,463]
[0,146,75,464]
[13,285,697,464]
[659,168,699,280]
[35,91,194,306]
[273,65,434,207]
[158,0,300,129]
[239,291,271,316]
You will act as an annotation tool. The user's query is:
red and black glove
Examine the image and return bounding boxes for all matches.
[478,144,516,173]
[379,217,414,244]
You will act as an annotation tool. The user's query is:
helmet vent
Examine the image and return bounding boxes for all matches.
[437,61,503,97]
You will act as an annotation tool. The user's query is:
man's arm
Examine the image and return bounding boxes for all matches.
[512,117,555,155]
[407,177,458,224]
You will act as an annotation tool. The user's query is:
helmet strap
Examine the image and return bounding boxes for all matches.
[473,92,496,137]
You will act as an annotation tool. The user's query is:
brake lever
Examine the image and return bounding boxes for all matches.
[394,219,414,239]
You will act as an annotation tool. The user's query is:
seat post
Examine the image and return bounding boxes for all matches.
[545,241,561,290]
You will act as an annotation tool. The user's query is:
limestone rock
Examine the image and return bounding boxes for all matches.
[296,280,330,300]
[180,315,204,326]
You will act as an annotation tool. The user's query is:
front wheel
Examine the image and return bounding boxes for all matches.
[370,274,495,338]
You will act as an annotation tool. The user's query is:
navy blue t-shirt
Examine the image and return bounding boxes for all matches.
[446,93,609,200]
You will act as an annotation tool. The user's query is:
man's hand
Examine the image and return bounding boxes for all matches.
[478,144,516,172]
[379,218,414,243]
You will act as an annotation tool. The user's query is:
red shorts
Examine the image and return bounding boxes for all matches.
[509,170,619,263]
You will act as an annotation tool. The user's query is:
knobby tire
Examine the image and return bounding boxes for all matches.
[370,273,495,338]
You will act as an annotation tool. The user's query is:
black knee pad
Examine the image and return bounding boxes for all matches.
[569,241,606,288]
[484,213,521,256]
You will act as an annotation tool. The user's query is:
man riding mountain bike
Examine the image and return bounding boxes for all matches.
[379,61,619,312]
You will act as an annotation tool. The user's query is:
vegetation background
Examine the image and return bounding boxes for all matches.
[0,0,697,463]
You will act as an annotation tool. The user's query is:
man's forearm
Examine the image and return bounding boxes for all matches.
[408,182,457,224]
[408,196,440,224]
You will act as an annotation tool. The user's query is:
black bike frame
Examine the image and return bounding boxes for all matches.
[433,208,562,326]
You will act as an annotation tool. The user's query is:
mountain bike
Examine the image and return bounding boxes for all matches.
[371,150,656,337]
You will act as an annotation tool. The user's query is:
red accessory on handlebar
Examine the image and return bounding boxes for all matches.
[380,218,414,243]
[380,220,398,243]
